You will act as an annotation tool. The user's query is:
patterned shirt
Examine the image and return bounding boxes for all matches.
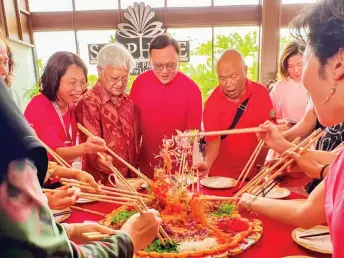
[76,82,136,182]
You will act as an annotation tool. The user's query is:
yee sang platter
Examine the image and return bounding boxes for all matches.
[99,132,263,257]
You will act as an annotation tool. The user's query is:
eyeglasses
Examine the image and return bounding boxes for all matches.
[105,76,129,85]
[62,80,87,90]
[151,62,177,72]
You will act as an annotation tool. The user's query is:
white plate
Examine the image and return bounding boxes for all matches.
[52,207,71,223]
[258,187,290,199]
[200,177,236,189]
[292,225,332,254]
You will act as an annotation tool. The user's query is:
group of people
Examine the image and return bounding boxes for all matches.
[0,0,344,256]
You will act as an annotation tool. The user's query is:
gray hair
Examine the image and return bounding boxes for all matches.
[98,43,136,72]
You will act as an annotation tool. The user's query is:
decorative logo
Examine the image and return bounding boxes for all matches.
[88,2,190,75]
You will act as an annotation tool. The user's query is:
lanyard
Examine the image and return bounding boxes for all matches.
[52,101,73,146]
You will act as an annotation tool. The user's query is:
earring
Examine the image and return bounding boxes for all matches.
[321,87,336,104]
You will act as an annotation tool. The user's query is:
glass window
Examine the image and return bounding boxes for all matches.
[77,30,117,86]
[282,0,316,4]
[214,0,259,6]
[167,0,211,7]
[167,28,213,100]
[34,31,76,65]
[121,0,164,9]
[279,28,294,55]
[214,26,259,82]
[29,0,72,12]
[75,0,118,10]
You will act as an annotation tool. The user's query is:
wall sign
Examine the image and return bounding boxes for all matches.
[88,2,190,75]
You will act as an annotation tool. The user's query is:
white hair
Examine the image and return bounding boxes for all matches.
[98,43,136,72]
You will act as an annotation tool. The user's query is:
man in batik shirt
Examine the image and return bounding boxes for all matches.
[76,43,137,183]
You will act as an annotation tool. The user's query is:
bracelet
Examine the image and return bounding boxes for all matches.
[320,165,329,180]
[61,223,72,239]
[247,195,258,213]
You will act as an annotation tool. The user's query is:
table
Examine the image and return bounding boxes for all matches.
[65,183,332,258]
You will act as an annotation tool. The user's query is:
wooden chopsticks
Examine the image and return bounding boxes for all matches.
[77,123,153,185]
[235,140,265,187]
[40,140,71,168]
[177,125,287,138]
[70,206,106,217]
[234,128,323,198]
[82,231,120,241]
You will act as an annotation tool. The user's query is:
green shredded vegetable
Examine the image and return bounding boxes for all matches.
[211,203,235,217]
[145,239,179,253]
[111,210,137,224]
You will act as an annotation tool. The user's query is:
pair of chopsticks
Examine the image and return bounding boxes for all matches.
[70,206,106,217]
[53,210,71,217]
[81,231,121,241]
[43,188,140,207]
[77,123,153,186]
[77,124,173,246]
[299,232,330,239]
[176,125,287,138]
[235,140,265,188]
[40,140,72,168]
[234,128,323,198]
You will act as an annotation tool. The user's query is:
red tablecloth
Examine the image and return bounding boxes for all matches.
[66,185,332,258]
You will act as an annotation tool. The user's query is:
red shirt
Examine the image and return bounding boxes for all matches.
[24,94,77,161]
[204,79,273,178]
[76,82,136,182]
[130,70,202,178]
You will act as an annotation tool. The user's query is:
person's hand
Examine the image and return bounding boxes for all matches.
[121,209,162,253]
[83,136,107,154]
[97,153,114,174]
[237,193,257,213]
[68,223,118,243]
[45,185,80,210]
[285,150,322,178]
[257,121,291,154]
[75,170,101,191]
[193,161,210,177]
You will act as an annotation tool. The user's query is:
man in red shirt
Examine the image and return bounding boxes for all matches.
[196,50,273,179]
[130,34,202,179]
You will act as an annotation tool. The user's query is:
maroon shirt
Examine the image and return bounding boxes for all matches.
[76,82,136,182]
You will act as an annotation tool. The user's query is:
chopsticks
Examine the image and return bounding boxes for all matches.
[197,196,238,201]
[42,189,140,206]
[234,128,323,198]
[40,140,71,168]
[53,210,71,217]
[82,231,120,241]
[77,123,153,186]
[177,125,287,138]
[70,206,106,217]
[235,140,265,187]
[60,178,149,200]
[299,232,330,239]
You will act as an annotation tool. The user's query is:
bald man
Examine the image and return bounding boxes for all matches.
[196,50,273,179]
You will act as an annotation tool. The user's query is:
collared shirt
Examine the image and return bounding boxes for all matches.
[130,70,202,178]
[270,77,309,122]
[24,94,78,160]
[204,79,273,178]
[76,82,136,182]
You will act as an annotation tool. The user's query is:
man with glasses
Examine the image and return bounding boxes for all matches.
[76,43,139,184]
[130,34,202,179]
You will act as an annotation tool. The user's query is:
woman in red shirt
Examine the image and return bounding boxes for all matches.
[24,52,106,163]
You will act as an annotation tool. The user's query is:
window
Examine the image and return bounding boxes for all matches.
[75,0,118,10]
[77,30,117,85]
[29,0,72,12]
[214,26,259,82]
[214,0,259,6]
[167,28,214,100]
[34,31,76,65]
[121,0,164,9]
[167,0,211,7]
[282,0,316,4]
